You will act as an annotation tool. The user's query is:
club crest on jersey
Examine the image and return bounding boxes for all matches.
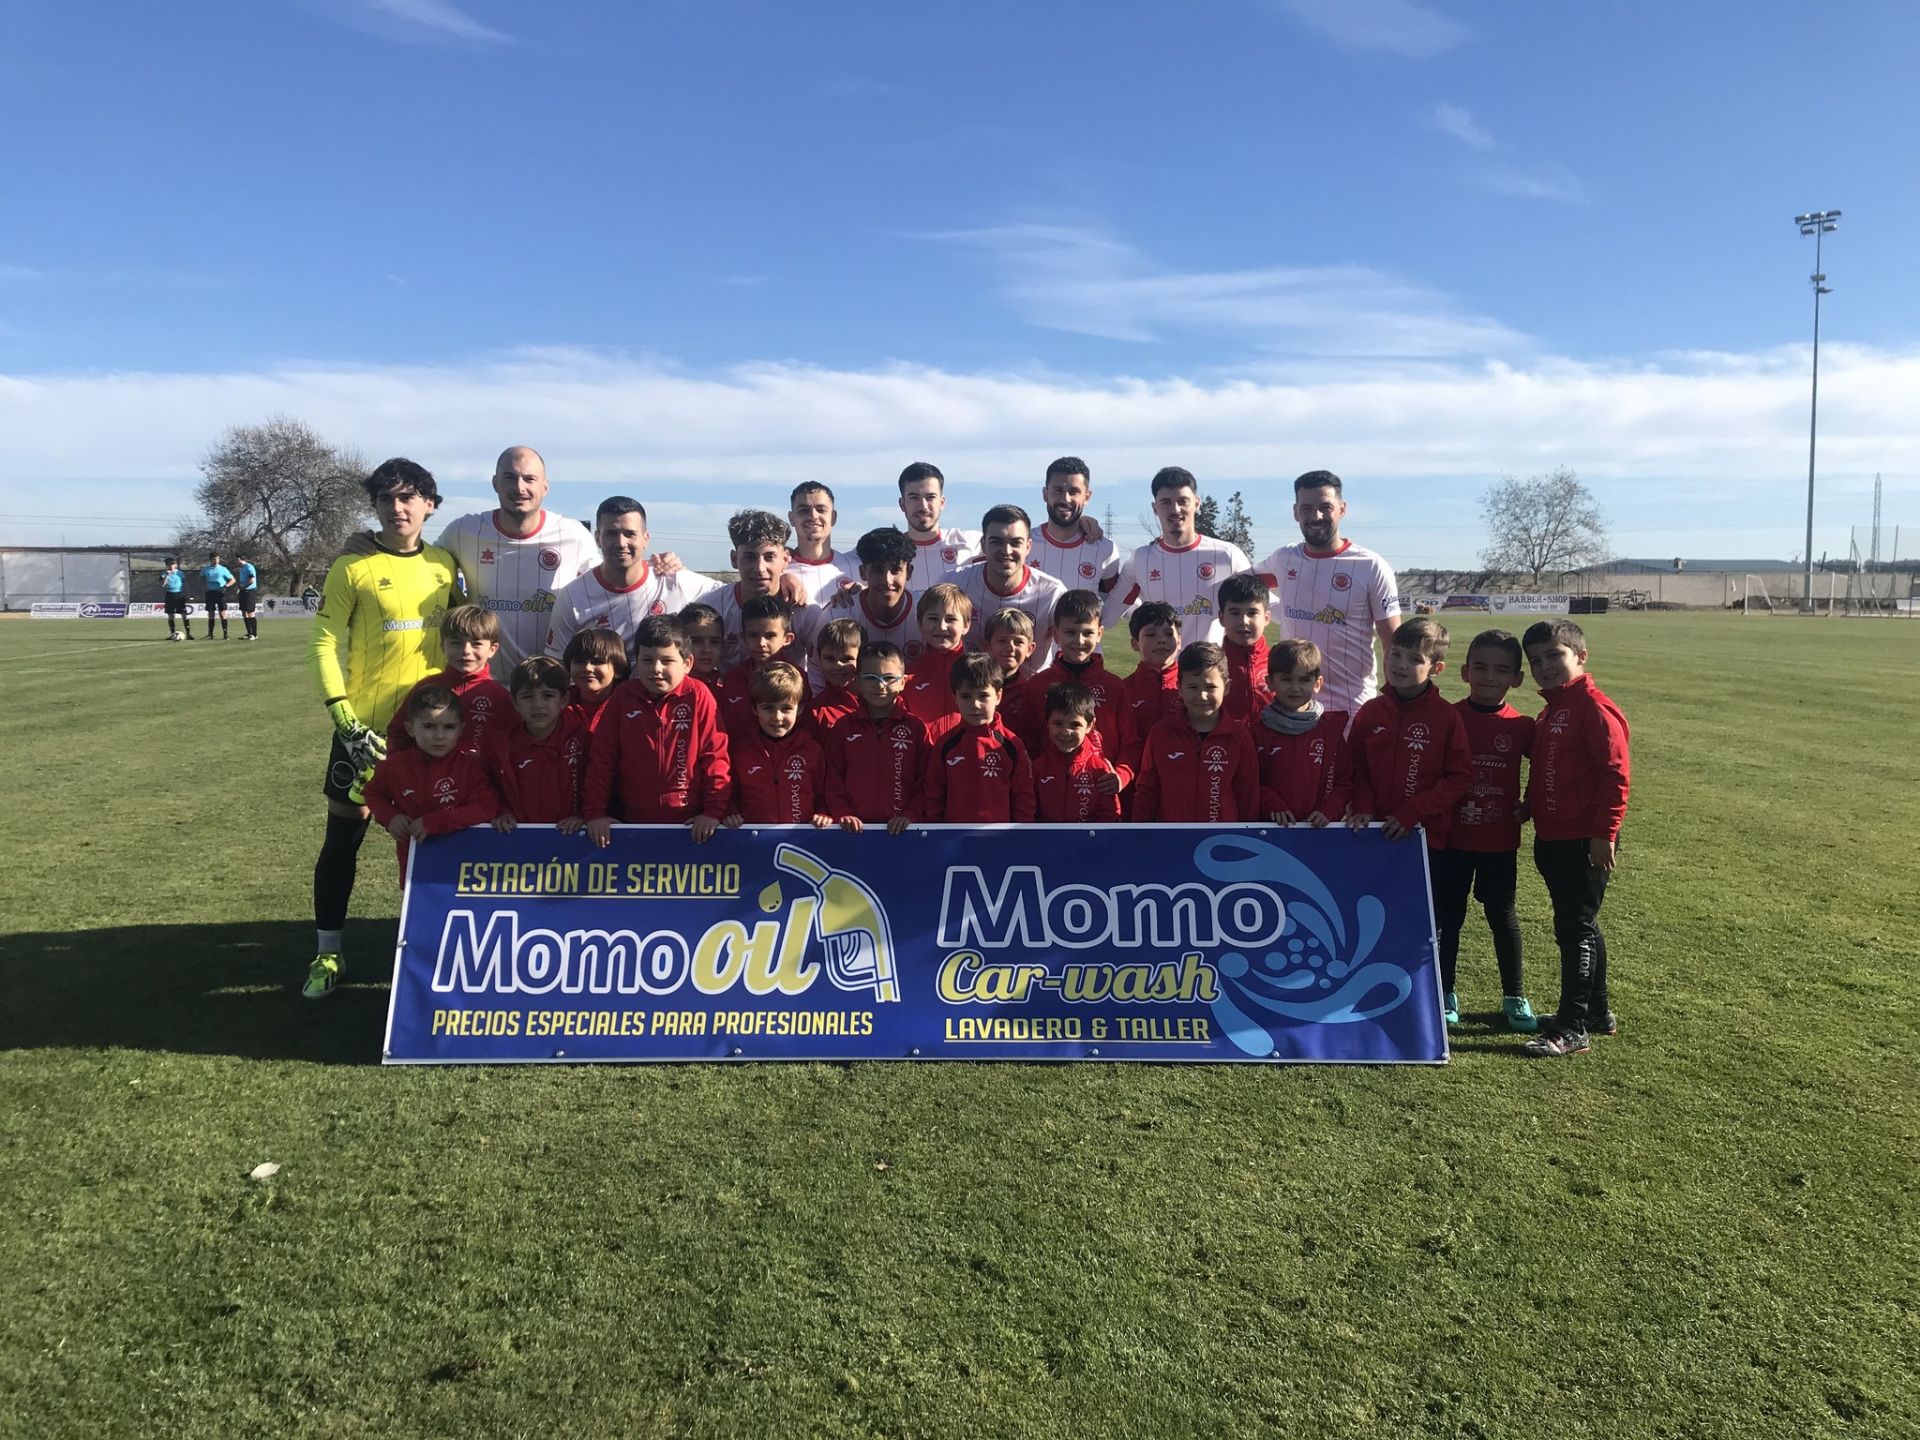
[672,704,693,724]
[1548,709,1570,735]
[1196,563,1216,581]
[649,601,665,615]
[1332,572,1353,592]
[1405,723,1431,752]
[1494,734,1514,753]
[1203,744,1229,773]
[1079,561,1096,578]
[538,547,561,571]
[942,547,958,563]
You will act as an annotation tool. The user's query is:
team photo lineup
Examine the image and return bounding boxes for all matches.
[301,447,1630,1059]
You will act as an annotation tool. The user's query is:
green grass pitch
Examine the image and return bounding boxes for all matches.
[1,611,1915,1438]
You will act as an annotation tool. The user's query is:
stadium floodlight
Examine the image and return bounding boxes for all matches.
[1795,209,1842,615]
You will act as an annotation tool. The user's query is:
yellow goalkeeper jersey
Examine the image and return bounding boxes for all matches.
[309,539,466,731]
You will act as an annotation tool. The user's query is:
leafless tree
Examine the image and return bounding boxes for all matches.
[1480,468,1610,583]
[182,417,367,592]
[1219,491,1256,555]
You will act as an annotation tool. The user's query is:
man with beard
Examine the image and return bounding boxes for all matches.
[954,504,1068,678]
[1254,470,1401,715]
[1028,456,1119,595]
[434,446,598,677]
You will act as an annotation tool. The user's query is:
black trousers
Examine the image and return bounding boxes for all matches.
[1431,848,1523,996]
[1533,837,1611,1031]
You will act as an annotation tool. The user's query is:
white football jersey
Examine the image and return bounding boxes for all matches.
[1258,539,1401,713]
[1029,525,1119,596]
[435,509,598,674]
[1104,535,1253,644]
[543,563,720,659]
[785,551,864,606]
[955,564,1069,677]
[905,527,979,586]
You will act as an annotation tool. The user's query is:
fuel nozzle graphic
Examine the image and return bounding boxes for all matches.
[771,844,901,1003]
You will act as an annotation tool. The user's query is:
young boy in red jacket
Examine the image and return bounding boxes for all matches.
[1433,630,1539,1032]
[1252,638,1351,827]
[490,657,590,836]
[1215,572,1275,724]
[1022,588,1135,799]
[1120,601,1183,771]
[982,609,1040,749]
[1033,683,1122,822]
[715,594,802,743]
[1134,642,1259,822]
[562,625,628,732]
[1519,619,1631,1058]
[900,582,972,724]
[824,640,929,835]
[924,654,1036,822]
[386,604,515,755]
[808,617,865,738]
[364,685,502,878]
[582,614,730,847]
[723,661,833,829]
[1345,617,1473,847]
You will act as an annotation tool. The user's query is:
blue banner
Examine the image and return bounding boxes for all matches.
[382,825,1447,1065]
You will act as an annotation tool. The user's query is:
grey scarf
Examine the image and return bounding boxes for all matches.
[1258,698,1324,736]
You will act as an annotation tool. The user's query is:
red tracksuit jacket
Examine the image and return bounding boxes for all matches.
[1250,709,1352,821]
[1222,637,1274,724]
[364,746,502,874]
[1449,700,1536,852]
[1134,715,1259,822]
[1021,656,1138,789]
[807,682,861,742]
[490,710,591,823]
[823,707,930,822]
[1120,661,1181,777]
[900,644,964,724]
[1032,730,1123,822]
[1348,684,1474,849]
[386,669,516,754]
[731,727,828,824]
[1526,674,1630,843]
[567,685,616,733]
[924,717,1037,822]
[582,676,731,823]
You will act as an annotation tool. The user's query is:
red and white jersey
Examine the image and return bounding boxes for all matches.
[1105,535,1253,644]
[544,563,720,659]
[906,527,980,585]
[1029,525,1120,595]
[1257,539,1400,714]
[436,510,598,675]
[955,564,1069,677]
[791,590,919,692]
[785,551,863,606]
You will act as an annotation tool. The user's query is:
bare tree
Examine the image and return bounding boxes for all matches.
[1480,468,1610,584]
[1219,491,1256,555]
[184,417,367,592]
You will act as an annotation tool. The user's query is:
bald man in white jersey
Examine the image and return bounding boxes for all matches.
[1104,466,1252,643]
[434,446,597,676]
[1253,470,1401,714]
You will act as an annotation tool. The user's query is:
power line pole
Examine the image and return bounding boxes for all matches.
[1794,209,1840,615]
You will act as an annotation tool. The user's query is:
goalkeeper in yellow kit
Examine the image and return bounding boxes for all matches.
[304,458,465,999]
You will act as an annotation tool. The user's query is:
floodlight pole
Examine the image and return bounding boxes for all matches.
[1795,209,1840,614]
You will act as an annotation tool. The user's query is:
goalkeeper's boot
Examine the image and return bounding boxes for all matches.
[303,953,342,1000]
[1502,996,1540,1033]
[1443,991,1460,1026]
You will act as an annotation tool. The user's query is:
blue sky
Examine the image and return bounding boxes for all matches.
[3,0,1916,569]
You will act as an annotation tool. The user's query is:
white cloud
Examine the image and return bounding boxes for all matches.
[924,224,1527,359]
[1479,162,1589,205]
[3,344,1915,565]
[1274,0,1467,57]
[335,0,512,45]
[1428,102,1496,152]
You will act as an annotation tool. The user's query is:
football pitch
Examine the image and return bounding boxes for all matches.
[1,612,1914,1438]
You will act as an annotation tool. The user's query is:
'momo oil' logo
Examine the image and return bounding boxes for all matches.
[428,843,898,1002]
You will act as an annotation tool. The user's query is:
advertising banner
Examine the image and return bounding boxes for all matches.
[1407,593,1571,616]
[384,824,1446,1066]
[29,603,82,619]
